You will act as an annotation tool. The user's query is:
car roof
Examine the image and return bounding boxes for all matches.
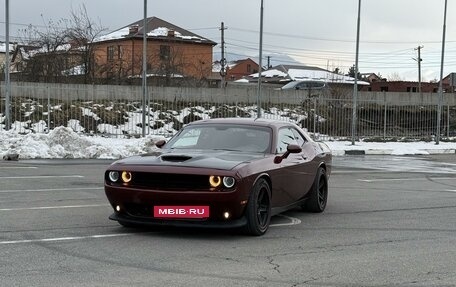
[186,117,294,129]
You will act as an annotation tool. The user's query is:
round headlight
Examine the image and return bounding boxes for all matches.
[121,171,132,183]
[209,176,221,188]
[222,177,236,188]
[108,171,119,182]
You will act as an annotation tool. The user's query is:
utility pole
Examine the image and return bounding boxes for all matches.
[414,45,424,94]
[436,0,448,145]
[351,0,361,145]
[257,0,264,118]
[141,0,147,137]
[267,56,271,69]
[4,0,11,130]
[220,22,227,88]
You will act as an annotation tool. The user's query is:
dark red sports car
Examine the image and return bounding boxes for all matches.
[104,118,332,235]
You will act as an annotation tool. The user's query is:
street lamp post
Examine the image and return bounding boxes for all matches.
[141,0,148,137]
[351,0,361,145]
[4,0,11,130]
[257,0,264,118]
[436,0,447,145]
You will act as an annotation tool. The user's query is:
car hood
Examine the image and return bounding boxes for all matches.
[113,149,266,170]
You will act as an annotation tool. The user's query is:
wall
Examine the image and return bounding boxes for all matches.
[1,82,455,106]
[92,39,213,80]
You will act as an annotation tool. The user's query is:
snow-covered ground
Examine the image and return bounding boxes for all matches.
[1,127,454,160]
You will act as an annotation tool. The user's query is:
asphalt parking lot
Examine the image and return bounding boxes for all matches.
[1,155,455,287]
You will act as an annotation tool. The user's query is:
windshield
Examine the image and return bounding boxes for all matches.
[166,124,272,153]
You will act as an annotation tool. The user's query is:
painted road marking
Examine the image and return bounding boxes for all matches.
[358,177,456,183]
[0,233,134,245]
[0,215,303,245]
[0,175,84,180]
[0,187,103,193]
[270,215,301,227]
[0,204,106,212]
[0,166,37,169]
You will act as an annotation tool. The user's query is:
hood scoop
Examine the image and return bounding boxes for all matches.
[161,155,192,162]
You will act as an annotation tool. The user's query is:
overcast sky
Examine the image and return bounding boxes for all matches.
[1,0,455,81]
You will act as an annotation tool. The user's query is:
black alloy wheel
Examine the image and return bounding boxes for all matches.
[244,178,271,236]
[303,167,328,213]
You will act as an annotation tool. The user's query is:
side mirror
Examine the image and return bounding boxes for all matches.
[274,144,302,164]
[155,140,166,148]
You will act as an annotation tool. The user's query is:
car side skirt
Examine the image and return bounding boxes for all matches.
[270,197,308,216]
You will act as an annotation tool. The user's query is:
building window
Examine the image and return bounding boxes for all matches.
[117,45,123,59]
[160,45,170,60]
[380,86,388,92]
[107,46,115,61]
[247,64,252,73]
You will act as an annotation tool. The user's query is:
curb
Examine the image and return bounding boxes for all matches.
[334,149,456,156]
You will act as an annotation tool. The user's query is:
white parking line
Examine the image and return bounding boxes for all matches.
[0,215,302,245]
[0,187,103,193]
[0,166,37,169]
[358,177,456,183]
[0,175,84,180]
[0,233,134,245]
[0,204,106,211]
[270,215,301,227]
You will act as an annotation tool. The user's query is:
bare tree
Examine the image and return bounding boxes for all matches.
[19,18,70,82]
[66,5,106,83]
[18,5,106,83]
[388,72,403,81]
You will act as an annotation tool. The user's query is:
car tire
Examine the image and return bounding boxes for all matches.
[244,178,272,236]
[302,167,328,213]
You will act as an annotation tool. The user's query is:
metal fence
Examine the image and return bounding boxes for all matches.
[1,83,455,141]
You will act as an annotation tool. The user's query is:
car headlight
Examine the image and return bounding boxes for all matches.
[210,176,236,189]
[121,171,132,183]
[222,177,236,188]
[108,171,119,182]
[209,176,221,188]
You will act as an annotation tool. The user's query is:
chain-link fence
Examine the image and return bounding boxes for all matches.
[1,82,455,141]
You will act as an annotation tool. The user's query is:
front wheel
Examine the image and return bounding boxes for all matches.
[302,167,328,213]
[244,178,272,236]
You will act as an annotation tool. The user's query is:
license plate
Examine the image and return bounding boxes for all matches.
[153,206,210,218]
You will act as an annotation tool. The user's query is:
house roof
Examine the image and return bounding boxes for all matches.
[95,17,216,45]
[244,64,370,85]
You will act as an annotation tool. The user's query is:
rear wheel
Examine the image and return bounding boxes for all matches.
[302,167,328,213]
[244,178,271,236]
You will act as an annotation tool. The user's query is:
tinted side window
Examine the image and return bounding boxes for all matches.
[291,128,306,147]
[276,128,299,154]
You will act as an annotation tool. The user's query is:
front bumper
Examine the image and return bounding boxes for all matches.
[109,212,248,229]
[105,184,249,222]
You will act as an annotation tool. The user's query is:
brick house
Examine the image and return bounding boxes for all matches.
[225,58,259,81]
[360,72,383,83]
[92,17,216,81]
[360,81,440,93]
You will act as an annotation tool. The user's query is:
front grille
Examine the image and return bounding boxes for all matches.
[131,172,209,190]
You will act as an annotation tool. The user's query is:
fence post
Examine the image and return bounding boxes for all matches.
[383,101,387,142]
[447,104,450,138]
[47,85,50,133]
[313,96,317,139]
